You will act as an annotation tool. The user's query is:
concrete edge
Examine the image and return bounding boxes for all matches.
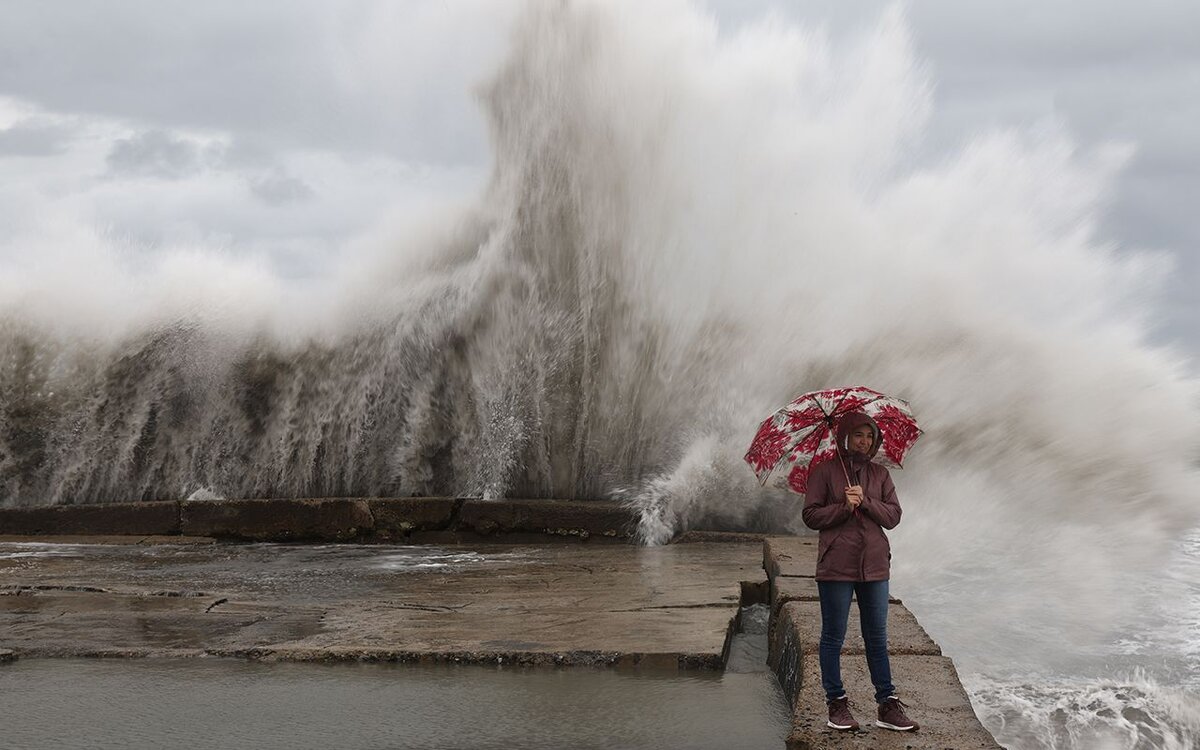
[1,645,724,669]
[671,530,769,544]
[0,498,640,544]
[0,502,181,536]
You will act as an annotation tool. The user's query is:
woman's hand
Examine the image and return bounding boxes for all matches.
[845,485,863,509]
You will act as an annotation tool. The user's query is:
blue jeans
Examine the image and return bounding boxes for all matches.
[817,580,895,704]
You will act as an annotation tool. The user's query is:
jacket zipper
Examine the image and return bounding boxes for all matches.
[858,527,866,581]
[855,466,866,580]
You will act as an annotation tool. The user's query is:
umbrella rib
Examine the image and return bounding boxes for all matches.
[831,391,848,415]
[812,393,832,420]
[760,392,828,485]
[831,390,883,419]
[762,422,822,485]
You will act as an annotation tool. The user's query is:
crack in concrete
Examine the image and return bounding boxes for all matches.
[385,601,472,614]
[0,584,110,594]
[613,601,734,613]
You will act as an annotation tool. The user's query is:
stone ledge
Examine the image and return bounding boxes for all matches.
[405,529,630,545]
[202,646,722,668]
[0,535,215,545]
[764,535,817,578]
[2,498,642,544]
[180,498,372,541]
[671,530,768,544]
[0,502,181,536]
[2,645,724,669]
[771,574,820,614]
[787,654,1000,749]
[366,497,459,540]
[456,498,636,541]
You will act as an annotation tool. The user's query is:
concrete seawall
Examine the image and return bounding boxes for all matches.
[0,497,637,544]
[762,537,1001,749]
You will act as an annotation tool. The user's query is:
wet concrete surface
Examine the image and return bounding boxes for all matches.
[0,539,761,665]
[788,655,1000,749]
[762,536,1001,749]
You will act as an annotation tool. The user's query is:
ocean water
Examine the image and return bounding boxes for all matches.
[912,529,1200,749]
[0,2,1197,748]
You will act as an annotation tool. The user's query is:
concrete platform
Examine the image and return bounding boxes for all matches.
[788,655,1000,749]
[762,536,999,749]
[0,539,759,667]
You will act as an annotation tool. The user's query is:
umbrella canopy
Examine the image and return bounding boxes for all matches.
[744,386,922,494]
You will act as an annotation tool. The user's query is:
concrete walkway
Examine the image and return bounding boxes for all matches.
[762,537,1001,749]
[0,538,760,667]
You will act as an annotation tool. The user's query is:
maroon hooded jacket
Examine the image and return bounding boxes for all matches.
[801,412,902,582]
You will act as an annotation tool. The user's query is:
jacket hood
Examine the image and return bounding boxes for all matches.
[835,411,882,466]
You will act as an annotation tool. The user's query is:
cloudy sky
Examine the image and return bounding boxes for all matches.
[1,1,1196,359]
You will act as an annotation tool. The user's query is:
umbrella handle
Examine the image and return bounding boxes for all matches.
[838,454,860,516]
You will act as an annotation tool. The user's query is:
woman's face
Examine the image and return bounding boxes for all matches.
[848,425,875,455]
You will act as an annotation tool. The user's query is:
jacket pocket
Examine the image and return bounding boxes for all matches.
[818,536,838,563]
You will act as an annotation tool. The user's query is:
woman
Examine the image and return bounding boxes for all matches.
[801,411,919,733]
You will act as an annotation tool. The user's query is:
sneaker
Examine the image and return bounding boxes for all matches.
[826,695,860,731]
[876,696,919,731]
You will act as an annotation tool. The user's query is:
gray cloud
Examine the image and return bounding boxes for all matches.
[104,130,313,205]
[0,118,74,156]
[249,170,314,206]
[0,1,513,166]
[106,129,204,179]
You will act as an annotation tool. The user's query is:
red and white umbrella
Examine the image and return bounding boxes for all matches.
[744,385,922,494]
